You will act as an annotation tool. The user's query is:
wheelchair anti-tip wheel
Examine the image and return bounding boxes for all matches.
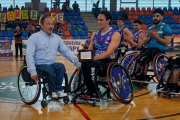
[17,66,41,105]
[107,62,134,104]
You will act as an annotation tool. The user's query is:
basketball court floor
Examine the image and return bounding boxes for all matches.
[1,53,180,120]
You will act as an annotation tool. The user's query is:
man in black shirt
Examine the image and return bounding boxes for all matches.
[34,20,41,31]
[14,26,22,59]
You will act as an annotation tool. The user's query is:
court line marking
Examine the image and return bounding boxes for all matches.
[74,104,91,120]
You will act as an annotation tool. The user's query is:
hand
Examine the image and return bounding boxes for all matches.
[124,34,131,42]
[121,39,128,46]
[77,66,81,73]
[81,44,89,49]
[31,75,38,83]
[15,33,17,35]
[149,29,157,38]
[93,56,97,61]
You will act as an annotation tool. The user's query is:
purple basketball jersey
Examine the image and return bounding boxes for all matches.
[85,39,91,46]
[93,28,117,59]
[129,30,144,50]
[117,26,127,47]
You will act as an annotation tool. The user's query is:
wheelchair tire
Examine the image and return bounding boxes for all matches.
[153,54,168,82]
[63,96,70,104]
[17,66,41,105]
[107,62,134,104]
[63,73,69,93]
[41,100,47,108]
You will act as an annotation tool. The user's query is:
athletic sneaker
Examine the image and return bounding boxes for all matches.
[52,92,58,98]
[57,91,67,97]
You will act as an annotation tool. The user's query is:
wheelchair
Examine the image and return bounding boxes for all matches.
[68,61,134,107]
[17,56,69,108]
[126,50,168,85]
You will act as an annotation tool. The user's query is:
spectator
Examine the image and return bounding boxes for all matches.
[121,10,128,19]
[28,26,36,38]
[54,0,60,8]
[0,4,1,13]
[8,5,14,11]
[62,3,68,12]
[14,5,20,10]
[7,21,14,32]
[94,6,100,18]
[22,20,28,31]
[14,26,23,59]
[1,22,6,31]
[34,20,41,31]
[72,1,80,12]
[40,11,45,17]
[57,26,63,34]
[28,22,33,30]
[65,0,70,8]
[14,20,21,30]
[67,21,71,33]
[21,6,25,10]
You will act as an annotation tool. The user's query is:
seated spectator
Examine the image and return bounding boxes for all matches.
[14,5,20,10]
[72,1,80,12]
[22,21,28,31]
[1,22,6,31]
[21,6,25,10]
[28,26,36,38]
[67,21,71,32]
[7,21,14,32]
[34,20,41,31]
[14,20,21,30]
[28,23,33,30]
[57,26,63,34]
[8,5,14,11]
[62,3,68,12]
[40,11,45,17]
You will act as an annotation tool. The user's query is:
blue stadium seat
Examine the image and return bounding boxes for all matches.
[69,12,74,16]
[161,20,166,23]
[22,31,28,37]
[112,16,115,20]
[172,25,178,29]
[71,26,75,31]
[92,8,95,12]
[117,11,122,15]
[52,31,56,34]
[167,15,172,19]
[64,12,68,16]
[138,15,143,20]
[8,32,14,37]
[163,16,167,19]
[144,15,150,19]
[77,16,82,20]
[73,37,79,39]
[173,30,178,35]
[82,26,88,30]
[173,11,179,15]
[73,21,79,25]
[168,7,173,11]
[129,25,133,30]
[0,38,6,40]
[143,20,148,25]
[58,33,65,36]
[79,21,85,25]
[71,16,76,20]
[125,20,130,24]
[167,20,172,24]
[80,37,86,39]
[112,11,116,15]
[75,12,80,16]
[149,20,153,24]
[23,37,28,40]
[65,16,70,20]
[44,7,49,12]
[150,15,153,19]
[84,31,89,36]
[147,24,152,28]
[116,26,119,30]
[66,21,72,24]
[173,20,178,24]
[78,31,84,36]
[115,16,119,20]
[178,30,180,34]
[110,25,115,29]
[7,38,13,40]
[0,32,7,37]
[71,31,77,36]
[163,7,167,11]
[27,7,32,10]
[75,25,81,29]
[3,7,7,12]
[133,31,136,35]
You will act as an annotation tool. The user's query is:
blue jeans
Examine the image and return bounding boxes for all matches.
[36,63,66,92]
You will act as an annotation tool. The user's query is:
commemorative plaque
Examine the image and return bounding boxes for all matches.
[78,49,94,62]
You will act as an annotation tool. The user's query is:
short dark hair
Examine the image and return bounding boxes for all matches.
[88,31,92,34]
[133,20,142,25]
[118,17,125,22]
[41,16,52,25]
[99,10,112,24]
[153,8,164,16]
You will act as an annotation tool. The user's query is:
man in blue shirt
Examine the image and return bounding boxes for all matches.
[26,16,81,98]
[138,8,172,77]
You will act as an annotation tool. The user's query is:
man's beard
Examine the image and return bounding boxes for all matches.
[153,20,161,25]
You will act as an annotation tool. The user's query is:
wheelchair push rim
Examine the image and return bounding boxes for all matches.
[107,62,134,104]
[17,66,41,105]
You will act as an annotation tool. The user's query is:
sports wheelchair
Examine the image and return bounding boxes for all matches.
[68,61,134,107]
[125,50,168,85]
[17,56,69,108]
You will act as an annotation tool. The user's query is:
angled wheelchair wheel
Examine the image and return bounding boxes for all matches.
[17,66,41,105]
[68,69,84,94]
[153,54,168,81]
[120,53,138,70]
[107,62,134,104]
